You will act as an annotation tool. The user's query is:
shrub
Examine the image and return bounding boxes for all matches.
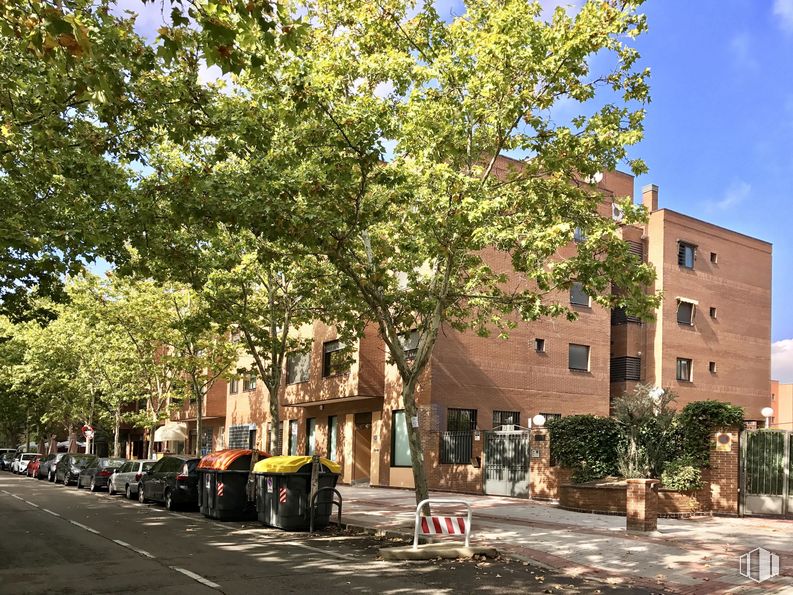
[612,384,680,478]
[677,401,744,467]
[661,458,703,492]
[547,415,622,483]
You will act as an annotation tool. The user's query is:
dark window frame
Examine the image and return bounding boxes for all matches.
[229,378,239,394]
[398,330,420,361]
[446,408,478,431]
[568,344,590,372]
[676,357,693,382]
[570,282,590,307]
[322,340,349,377]
[327,416,338,462]
[678,241,696,269]
[390,410,411,467]
[286,350,311,385]
[677,301,695,326]
[534,338,545,353]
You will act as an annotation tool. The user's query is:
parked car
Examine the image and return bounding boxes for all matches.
[138,455,200,510]
[55,454,97,485]
[26,455,42,477]
[0,452,16,471]
[110,460,157,498]
[77,458,127,491]
[12,452,39,474]
[38,453,64,481]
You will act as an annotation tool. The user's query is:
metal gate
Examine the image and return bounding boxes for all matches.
[741,430,793,516]
[483,427,530,498]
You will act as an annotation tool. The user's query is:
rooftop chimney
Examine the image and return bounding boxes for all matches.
[642,184,658,213]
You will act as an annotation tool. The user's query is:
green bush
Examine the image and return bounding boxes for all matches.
[661,458,703,492]
[677,401,744,467]
[547,415,622,483]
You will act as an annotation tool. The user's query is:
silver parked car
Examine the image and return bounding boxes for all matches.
[39,453,66,481]
[109,460,157,499]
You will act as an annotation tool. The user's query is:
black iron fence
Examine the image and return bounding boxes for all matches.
[440,431,473,464]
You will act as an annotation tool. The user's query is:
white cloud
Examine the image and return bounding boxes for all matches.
[774,0,793,32]
[706,180,751,212]
[772,339,793,383]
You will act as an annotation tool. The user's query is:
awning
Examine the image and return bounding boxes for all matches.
[154,422,188,442]
[675,296,699,305]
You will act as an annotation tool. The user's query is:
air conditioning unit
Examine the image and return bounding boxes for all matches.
[612,203,624,222]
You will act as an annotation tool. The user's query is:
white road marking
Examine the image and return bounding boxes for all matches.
[69,520,100,535]
[42,508,61,517]
[284,541,356,560]
[169,566,222,590]
[23,499,39,508]
[112,539,156,559]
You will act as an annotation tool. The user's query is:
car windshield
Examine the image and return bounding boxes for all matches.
[21,454,36,461]
[142,462,155,471]
[72,456,96,467]
[100,458,125,468]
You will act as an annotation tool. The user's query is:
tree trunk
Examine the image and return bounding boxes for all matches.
[195,384,203,457]
[402,378,430,513]
[268,384,280,455]
[113,406,121,457]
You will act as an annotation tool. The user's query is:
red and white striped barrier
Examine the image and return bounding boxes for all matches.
[413,499,472,549]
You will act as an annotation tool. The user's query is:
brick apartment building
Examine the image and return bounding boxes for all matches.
[169,158,773,494]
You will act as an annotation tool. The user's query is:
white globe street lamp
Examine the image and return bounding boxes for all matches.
[761,407,774,429]
[532,414,546,428]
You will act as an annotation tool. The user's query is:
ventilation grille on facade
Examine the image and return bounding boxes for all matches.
[610,356,642,382]
[626,239,644,260]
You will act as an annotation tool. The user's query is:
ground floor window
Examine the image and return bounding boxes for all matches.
[492,410,520,428]
[327,416,338,462]
[306,418,316,456]
[391,410,411,467]
[288,420,298,456]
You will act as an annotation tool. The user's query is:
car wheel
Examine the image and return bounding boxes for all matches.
[125,484,133,500]
[165,490,175,511]
[108,481,116,496]
[89,478,97,492]
[76,477,83,489]
[138,484,147,503]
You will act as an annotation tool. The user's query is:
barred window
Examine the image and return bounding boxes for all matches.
[447,408,477,431]
[492,410,520,428]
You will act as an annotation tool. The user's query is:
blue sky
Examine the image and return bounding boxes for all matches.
[114,0,793,380]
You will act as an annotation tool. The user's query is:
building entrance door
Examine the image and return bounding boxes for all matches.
[483,426,530,498]
[353,412,372,485]
[741,430,792,516]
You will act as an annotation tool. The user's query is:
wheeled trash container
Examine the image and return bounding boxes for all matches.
[253,456,340,531]
[198,449,269,520]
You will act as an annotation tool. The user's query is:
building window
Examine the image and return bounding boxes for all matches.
[447,408,478,431]
[322,340,349,377]
[676,358,693,382]
[288,420,298,456]
[570,282,590,307]
[242,374,257,392]
[306,418,316,456]
[229,378,239,394]
[391,410,411,467]
[534,338,545,353]
[286,351,310,384]
[540,413,562,424]
[677,301,695,325]
[276,421,283,456]
[709,361,717,374]
[678,241,696,269]
[248,427,257,450]
[327,416,338,462]
[398,330,419,360]
[574,227,586,243]
[710,252,718,264]
[569,344,590,372]
[710,307,717,319]
[493,410,520,428]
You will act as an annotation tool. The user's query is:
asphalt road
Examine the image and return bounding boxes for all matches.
[0,472,658,594]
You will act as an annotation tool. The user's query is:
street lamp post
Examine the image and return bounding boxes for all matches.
[761,407,774,429]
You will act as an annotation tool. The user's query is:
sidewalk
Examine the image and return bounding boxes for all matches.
[335,485,793,594]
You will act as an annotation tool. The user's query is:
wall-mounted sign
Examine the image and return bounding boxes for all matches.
[715,433,732,452]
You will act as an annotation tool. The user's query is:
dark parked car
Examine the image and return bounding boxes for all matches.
[138,455,200,511]
[77,458,127,491]
[38,453,65,481]
[1,452,16,471]
[55,454,98,485]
